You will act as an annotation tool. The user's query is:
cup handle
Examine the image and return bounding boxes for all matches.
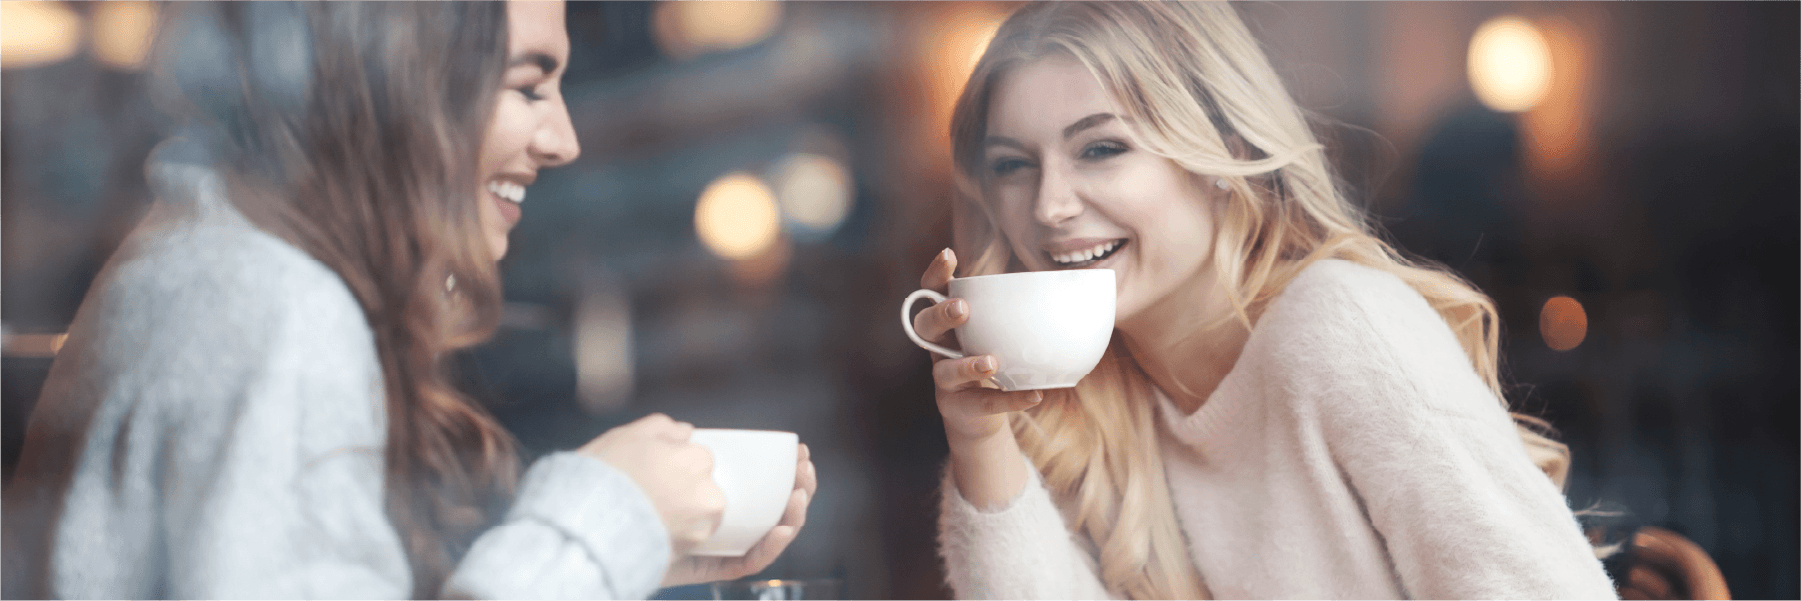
[901,289,966,359]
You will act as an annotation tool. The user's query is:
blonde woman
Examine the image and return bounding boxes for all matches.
[912,2,1616,598]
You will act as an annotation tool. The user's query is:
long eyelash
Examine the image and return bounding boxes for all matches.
[1084,141,1128,158]
[518,87,544,101]
[990,158,1029,175]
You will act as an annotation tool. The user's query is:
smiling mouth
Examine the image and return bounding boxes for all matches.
[1047,239,1127,268]
[487,180,527,205]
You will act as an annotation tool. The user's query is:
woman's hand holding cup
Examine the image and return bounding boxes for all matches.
[579,414,725,557]
[660,441,817,587]
[912,249,1045,444]
[906,249,1114,508]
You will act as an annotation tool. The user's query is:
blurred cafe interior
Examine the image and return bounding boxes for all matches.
[1,2,1795,599]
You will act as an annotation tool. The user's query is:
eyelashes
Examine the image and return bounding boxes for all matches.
[990,157,1031,176]
[987,140,1131,178]
[1080,141,1127,159]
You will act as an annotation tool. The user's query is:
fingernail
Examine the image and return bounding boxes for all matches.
[1032,391,1044,403]
[940,248,953,261]
[949,300,968,318]
[977,356,997,372]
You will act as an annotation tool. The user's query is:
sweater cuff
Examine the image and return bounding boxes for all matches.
[940,451,1044,515]
[938,452,1113,600]
[510,452,671,598]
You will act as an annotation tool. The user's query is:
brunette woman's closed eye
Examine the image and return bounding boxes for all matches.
[990,156,1034,177]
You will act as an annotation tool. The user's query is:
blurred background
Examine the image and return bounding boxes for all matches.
[2,2,1794,598]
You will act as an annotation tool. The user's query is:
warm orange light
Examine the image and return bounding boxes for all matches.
[694,172,781,261]
[920,5,1009,153]
[653,1,783,61]
[91,1,156,71]
[1,332,68,357]
[1,1,82,70]
[1539,296,1587,351]
[1468,16,1553,113]
[773,152,853,236]
[1521,18,1592,185]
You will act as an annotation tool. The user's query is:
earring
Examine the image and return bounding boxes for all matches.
[1214,178,1230,190]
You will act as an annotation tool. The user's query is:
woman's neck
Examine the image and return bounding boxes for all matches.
[1117,268,1250,415]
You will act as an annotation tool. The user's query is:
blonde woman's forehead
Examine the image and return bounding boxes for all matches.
[985,56,1126,145]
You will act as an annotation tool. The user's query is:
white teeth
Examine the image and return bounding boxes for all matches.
[487,181,527,204]
[1051,240,1122,265]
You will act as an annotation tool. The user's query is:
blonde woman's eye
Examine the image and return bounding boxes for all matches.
[517,86,545,101]
[1080,141,1128,160]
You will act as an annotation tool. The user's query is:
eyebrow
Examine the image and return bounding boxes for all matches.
[510,52,560,75]
[1061,113,1116,140]
[983,112,1120,151]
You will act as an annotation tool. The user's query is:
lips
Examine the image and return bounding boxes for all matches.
[486,179,529,228]
[489,190,522,228]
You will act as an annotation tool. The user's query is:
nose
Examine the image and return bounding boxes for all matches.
[531,98,582,168]
[1033,164,1083,226]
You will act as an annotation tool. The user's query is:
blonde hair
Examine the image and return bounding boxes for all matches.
[948,3,1571,598]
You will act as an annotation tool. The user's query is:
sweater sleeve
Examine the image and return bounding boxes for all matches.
[1283,263,1616,600]
[68,223,670,599]
[937,451,1116,600]
[446,453,671,599]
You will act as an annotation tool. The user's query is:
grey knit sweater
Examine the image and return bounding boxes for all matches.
[3,159,669,599]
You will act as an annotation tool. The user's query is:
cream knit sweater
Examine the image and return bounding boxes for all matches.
[938,260,1617,599]
[3,156,671,599]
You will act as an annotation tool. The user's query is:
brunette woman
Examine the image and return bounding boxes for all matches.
[3,3,815,598]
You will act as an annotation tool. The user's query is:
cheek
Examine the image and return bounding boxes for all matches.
[479,101,536,169]
[1114,171,1219,303]
[992,190,1046,269]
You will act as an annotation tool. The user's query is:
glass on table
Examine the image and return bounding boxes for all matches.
[710,578,844,600]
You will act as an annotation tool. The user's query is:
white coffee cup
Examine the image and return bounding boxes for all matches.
[688,429,800,557]
[901,269,1115,391]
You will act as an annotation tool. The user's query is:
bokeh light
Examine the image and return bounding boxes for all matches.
[1467,16,1553,113]
[91,1,158,71]
[1539,296,1588,351]
[574,285,634,414]
[653,1,783,61]
[1521,18,1593,187]
[1,1,82,70]
[694,172,781,260]
[921,5,1009,151]
[1,332,68,358]
[773,153,853,238]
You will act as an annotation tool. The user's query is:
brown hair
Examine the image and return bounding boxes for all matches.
[154,3,517,596]
[951,2,1572,598]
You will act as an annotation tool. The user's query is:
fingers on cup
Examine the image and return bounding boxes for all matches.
[743,525,797,574]
[979,388,1044,414]
[698,480,728,531]
[933,355,998,390]
[912,298,967,344]
[783,487,809,531]
[799,461,818,498]
[921,248,957,291]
